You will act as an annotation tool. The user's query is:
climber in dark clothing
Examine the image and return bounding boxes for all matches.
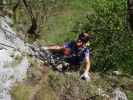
[42,32,95,81]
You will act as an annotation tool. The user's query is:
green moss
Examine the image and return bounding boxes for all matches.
[14,56,23,65]
[11,55,23,68]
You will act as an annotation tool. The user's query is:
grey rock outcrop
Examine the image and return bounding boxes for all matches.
[0,16,29,100]
[0,16,27,52]
[112,88,128,100]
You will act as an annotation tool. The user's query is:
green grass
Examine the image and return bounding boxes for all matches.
[11,82,33,100]
[127,91,133,100]
[11,67,132,100]
[13,0,94,45]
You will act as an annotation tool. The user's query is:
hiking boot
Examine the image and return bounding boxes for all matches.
[80,72,91,81]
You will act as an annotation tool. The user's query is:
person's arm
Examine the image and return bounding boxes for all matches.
[84,56,91,73]
[41,44,64,54]
[41,42,71,54]
[41,44,64,50]
[80,55,91,81]
[47,45,64,50]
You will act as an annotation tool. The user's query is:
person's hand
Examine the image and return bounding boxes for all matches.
[80,72,91,81]
[41,47,48,50]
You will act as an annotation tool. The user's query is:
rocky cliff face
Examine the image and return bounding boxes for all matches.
[0,16,29,100]
[0,16,26,51]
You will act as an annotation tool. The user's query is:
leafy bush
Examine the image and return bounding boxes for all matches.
[71,0,133,74]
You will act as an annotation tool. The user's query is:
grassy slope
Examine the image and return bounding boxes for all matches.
[11,67,133,100]
[34,0,93,44]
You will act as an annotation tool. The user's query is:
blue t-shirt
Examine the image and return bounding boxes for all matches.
[64,41,90,65]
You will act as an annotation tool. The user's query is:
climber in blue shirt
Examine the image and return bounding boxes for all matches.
[43,32,95,81]
[63,40,90,65]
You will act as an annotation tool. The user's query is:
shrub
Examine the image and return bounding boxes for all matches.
[72,0,133,73]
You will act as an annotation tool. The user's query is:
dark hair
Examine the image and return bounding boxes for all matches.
[78,32,96,43]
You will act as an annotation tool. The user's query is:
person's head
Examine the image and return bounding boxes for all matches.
[76,32,95,48]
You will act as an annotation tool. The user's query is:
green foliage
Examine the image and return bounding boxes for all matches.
[7,0,132,74]
[71,0,133,73]
[9,0,132,73]
[127,91,133,100]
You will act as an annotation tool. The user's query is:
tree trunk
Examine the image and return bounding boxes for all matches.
[22,0,37,36]
[128,0,133,31]
[0,0,4,11]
